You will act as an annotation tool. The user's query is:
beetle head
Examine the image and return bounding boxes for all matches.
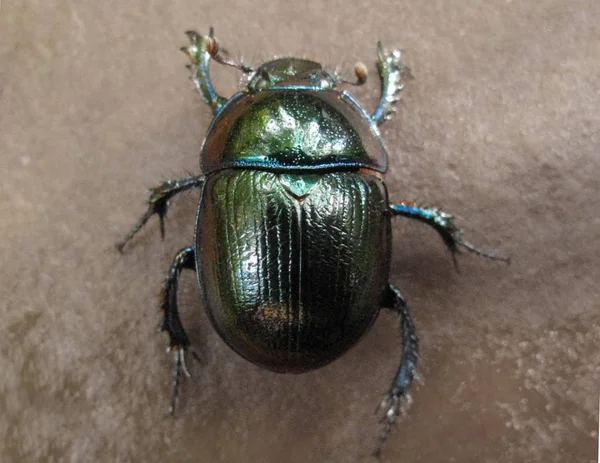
[247,58,337,91]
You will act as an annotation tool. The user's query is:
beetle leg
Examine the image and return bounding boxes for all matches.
[390,202,510,270]
[375,284,419,458]
[372,42,412,126]
[116,176,204,253]
[160,246,197,414]
[181,29,229,114]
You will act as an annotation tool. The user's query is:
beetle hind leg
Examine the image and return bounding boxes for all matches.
[374,284,419,458]
[160,246,197,414]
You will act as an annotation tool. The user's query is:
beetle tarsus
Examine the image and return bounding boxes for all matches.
[168,347,190,415]
[116,208,155,254]
[116,176,204,252]
[458,237,511,264]
[374,389,413,459]
[389,202,510,266]
[375,284,419,457]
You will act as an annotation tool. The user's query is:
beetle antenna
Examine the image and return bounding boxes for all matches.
[206,27,255,73]
[336,62,368,86]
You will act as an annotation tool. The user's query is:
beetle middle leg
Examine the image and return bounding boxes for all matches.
[390,201,510,270]
[160,246,198,414]
[372,42,412,126]
[375,284,419,458]
[116,175,204,253]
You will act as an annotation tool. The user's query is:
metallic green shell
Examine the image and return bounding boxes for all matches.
[196,170,391,373]
[200,89,388,173]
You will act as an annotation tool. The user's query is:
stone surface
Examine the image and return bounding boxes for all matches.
[2,1,599,461]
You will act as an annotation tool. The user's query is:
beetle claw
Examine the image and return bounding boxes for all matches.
[374,389,412,457]
[177,348,192,378]
[157,208,166,240]
[185,30,202,44]
[168,346,193,415]
[451,247,461,273]
[457,237,510,264]
[180,46,192,56]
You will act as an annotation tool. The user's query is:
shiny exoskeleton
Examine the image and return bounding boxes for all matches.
[117,28,507,457]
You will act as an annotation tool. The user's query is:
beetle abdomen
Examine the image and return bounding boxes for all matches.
[196,170,390,372]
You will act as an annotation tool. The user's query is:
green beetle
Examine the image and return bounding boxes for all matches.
[118,28,507,456]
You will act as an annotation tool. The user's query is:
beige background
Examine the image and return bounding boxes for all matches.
[2,1,599,462]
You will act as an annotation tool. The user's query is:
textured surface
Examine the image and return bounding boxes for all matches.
[2,1,599,462]
[197,170,389,372]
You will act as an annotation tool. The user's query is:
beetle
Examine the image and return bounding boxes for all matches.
[117,28,508,456]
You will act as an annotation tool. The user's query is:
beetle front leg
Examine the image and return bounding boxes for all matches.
[181,29,228,114]
[390,202,509,269]
[116,175,204,253]
[160,246,198,414]
[375,284,419,458]
[372,42,411,126]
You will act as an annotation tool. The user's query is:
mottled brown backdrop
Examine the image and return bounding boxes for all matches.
[2,0,599,462]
